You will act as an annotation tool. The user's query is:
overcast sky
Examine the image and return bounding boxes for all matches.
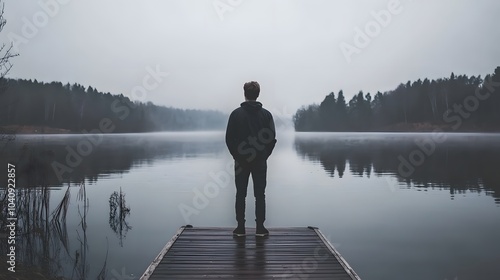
[3,0,500,117]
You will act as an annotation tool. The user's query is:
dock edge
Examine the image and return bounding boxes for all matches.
[139,225,192,280]
[309,226,362,280]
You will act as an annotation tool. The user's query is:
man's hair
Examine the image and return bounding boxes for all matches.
[244,81,260,100]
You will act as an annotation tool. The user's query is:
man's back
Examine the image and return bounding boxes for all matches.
[225,81,276,237]
[225,101,276,164]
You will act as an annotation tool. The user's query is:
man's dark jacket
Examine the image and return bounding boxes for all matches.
[225,101,277,164]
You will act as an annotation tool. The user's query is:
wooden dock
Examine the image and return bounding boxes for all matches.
[140,225,361,280]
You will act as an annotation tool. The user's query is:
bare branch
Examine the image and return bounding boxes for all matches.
[0,1,19,87]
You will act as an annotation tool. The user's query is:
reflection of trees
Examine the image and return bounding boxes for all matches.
[0,133,221,278]
[294,134,500,203]
[109,188,132,247]
[0,133,226,186]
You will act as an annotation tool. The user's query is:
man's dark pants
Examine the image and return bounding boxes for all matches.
[234,159,267,224]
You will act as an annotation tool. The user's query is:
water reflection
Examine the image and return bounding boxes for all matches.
[294,133,500,204]
[1,131,499,279]
[0,181,101,279]
[0,180,134,279]
[0,132,223,279]
[71,181,91,280]
[231,235,268,279]
[0,132,226,186]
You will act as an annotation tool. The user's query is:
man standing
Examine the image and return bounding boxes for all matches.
[225,81,277,237]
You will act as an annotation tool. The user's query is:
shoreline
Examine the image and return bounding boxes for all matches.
[1,125,74,134]
[296,122,500,133]
[2,123,500,135]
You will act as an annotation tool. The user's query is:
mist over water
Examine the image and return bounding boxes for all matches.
[3,1,500,279]
[1,131,499,279]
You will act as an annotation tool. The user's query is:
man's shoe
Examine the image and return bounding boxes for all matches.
[233,225,246,236]
[255,224,269,237]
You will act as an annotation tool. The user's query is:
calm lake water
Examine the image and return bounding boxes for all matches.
[1,131,500,280]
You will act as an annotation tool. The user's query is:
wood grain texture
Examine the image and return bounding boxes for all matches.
[141,226,361,280]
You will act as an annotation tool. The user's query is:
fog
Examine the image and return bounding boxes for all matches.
[4,0,500,117]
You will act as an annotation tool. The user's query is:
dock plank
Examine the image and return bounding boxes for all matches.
[141,226,361,280]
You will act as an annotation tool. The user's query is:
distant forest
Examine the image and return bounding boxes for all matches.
[0,79,227,132]
[294,67,500,132]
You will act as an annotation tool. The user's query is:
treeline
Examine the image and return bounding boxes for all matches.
[0,79,227,132]
[294,66,500,131]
